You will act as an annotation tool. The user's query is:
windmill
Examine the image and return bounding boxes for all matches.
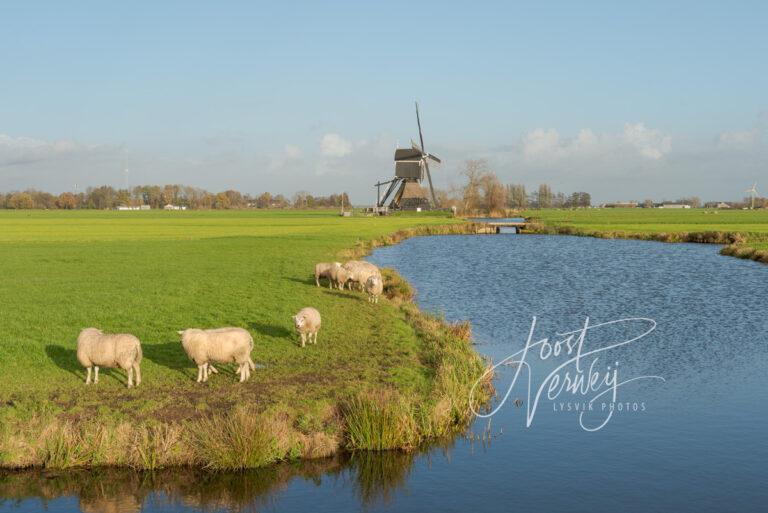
[746,182,758,209]
[375,102,441,210]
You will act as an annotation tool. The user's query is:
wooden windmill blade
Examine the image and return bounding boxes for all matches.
[415,101,439,207]
[424,158,438,207]
[415,101,425,155]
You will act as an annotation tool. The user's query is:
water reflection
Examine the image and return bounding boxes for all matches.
[0,450,424,513]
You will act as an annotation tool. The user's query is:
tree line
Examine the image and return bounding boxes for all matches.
[0,185,351,210]
[445,159,591,214]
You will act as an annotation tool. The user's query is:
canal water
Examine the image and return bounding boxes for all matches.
[3,234,767,512]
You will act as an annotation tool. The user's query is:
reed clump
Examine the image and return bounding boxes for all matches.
[721,244,768,263]
[189,407,285,470]
[342,392,420,451]
[380,268,414,304]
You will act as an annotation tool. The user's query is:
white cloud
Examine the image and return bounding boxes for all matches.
[521,128,562,158]
[717,130,758,150]
[319,133,353,157]
[519,123,672,163]
[0,134,89,166]
[283,144,302,159]
[622,123,671,159]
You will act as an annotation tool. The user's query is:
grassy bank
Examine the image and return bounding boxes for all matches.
[0,210,491,469]
[521,208,768,264]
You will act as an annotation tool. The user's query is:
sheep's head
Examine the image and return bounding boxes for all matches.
[293,315,305,330]
[176,329,192,342]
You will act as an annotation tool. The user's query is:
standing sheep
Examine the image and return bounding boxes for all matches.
[315,262,340,288]
[76,328,143,388]
[293,307,321,347]
[342,261,381,291]
[177,327,256,383]
[365,274,384,303]
[330,263,351,290]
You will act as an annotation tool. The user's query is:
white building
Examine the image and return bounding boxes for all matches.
[163,204,187,210]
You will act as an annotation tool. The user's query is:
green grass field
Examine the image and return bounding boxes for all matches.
[522,208,768,249]
[0,209,489,469]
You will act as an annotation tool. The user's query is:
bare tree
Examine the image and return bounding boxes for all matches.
[461,159,489,213]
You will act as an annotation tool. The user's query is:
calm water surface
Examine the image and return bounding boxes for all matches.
[3,234,767,512]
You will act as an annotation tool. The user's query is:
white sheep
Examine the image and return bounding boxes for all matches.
[330,263,350,290]
[342,261,381,291]
[293,307,321,347]
[76,328,143,388]
[365,274,384,303]
[177,327,256,383]
[315,262,340,288]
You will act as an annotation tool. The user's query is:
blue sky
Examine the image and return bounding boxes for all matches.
[1,1,766,202]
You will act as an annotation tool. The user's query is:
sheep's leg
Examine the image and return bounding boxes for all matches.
[239,364,246,383]
[312,332,318,344]
[133,363,141,386]
[315,275,320,286]
[203,363,210,382]
[127,366,133,388]
[248,357,256,371]
[300,333,306,348]
[245,364,251,381]
[196,365,203,383]
[94,366,100,384]
[85,367,92,385]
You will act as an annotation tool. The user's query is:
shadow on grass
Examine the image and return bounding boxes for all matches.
[45,345,81,379]
[143,341,240,379]
[323,289,365,301]
[248,321,293,339]
[142,341,191,375]
[44,344,127,385]
[286,276,318,286]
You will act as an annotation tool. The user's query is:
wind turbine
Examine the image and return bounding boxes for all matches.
[745,182,758,209]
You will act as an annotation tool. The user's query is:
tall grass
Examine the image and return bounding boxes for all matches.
[190,408,282,470]
[342,392,420,450]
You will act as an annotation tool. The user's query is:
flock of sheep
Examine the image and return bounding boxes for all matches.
[75,260,383,388]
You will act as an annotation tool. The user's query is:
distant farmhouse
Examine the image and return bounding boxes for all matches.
[163,204,187,210]
[116,205,151,211]
[703,202,733,209]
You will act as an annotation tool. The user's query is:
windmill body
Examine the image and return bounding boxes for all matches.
[375,103,441,210]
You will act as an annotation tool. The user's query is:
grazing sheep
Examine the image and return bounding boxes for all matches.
[76,328,143,388]
[342,261,381,291]
[177,327,256,383]
[315,262,340,288]
[330,263,351,290]
[293,307,321,347]
[365,274,384,303]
